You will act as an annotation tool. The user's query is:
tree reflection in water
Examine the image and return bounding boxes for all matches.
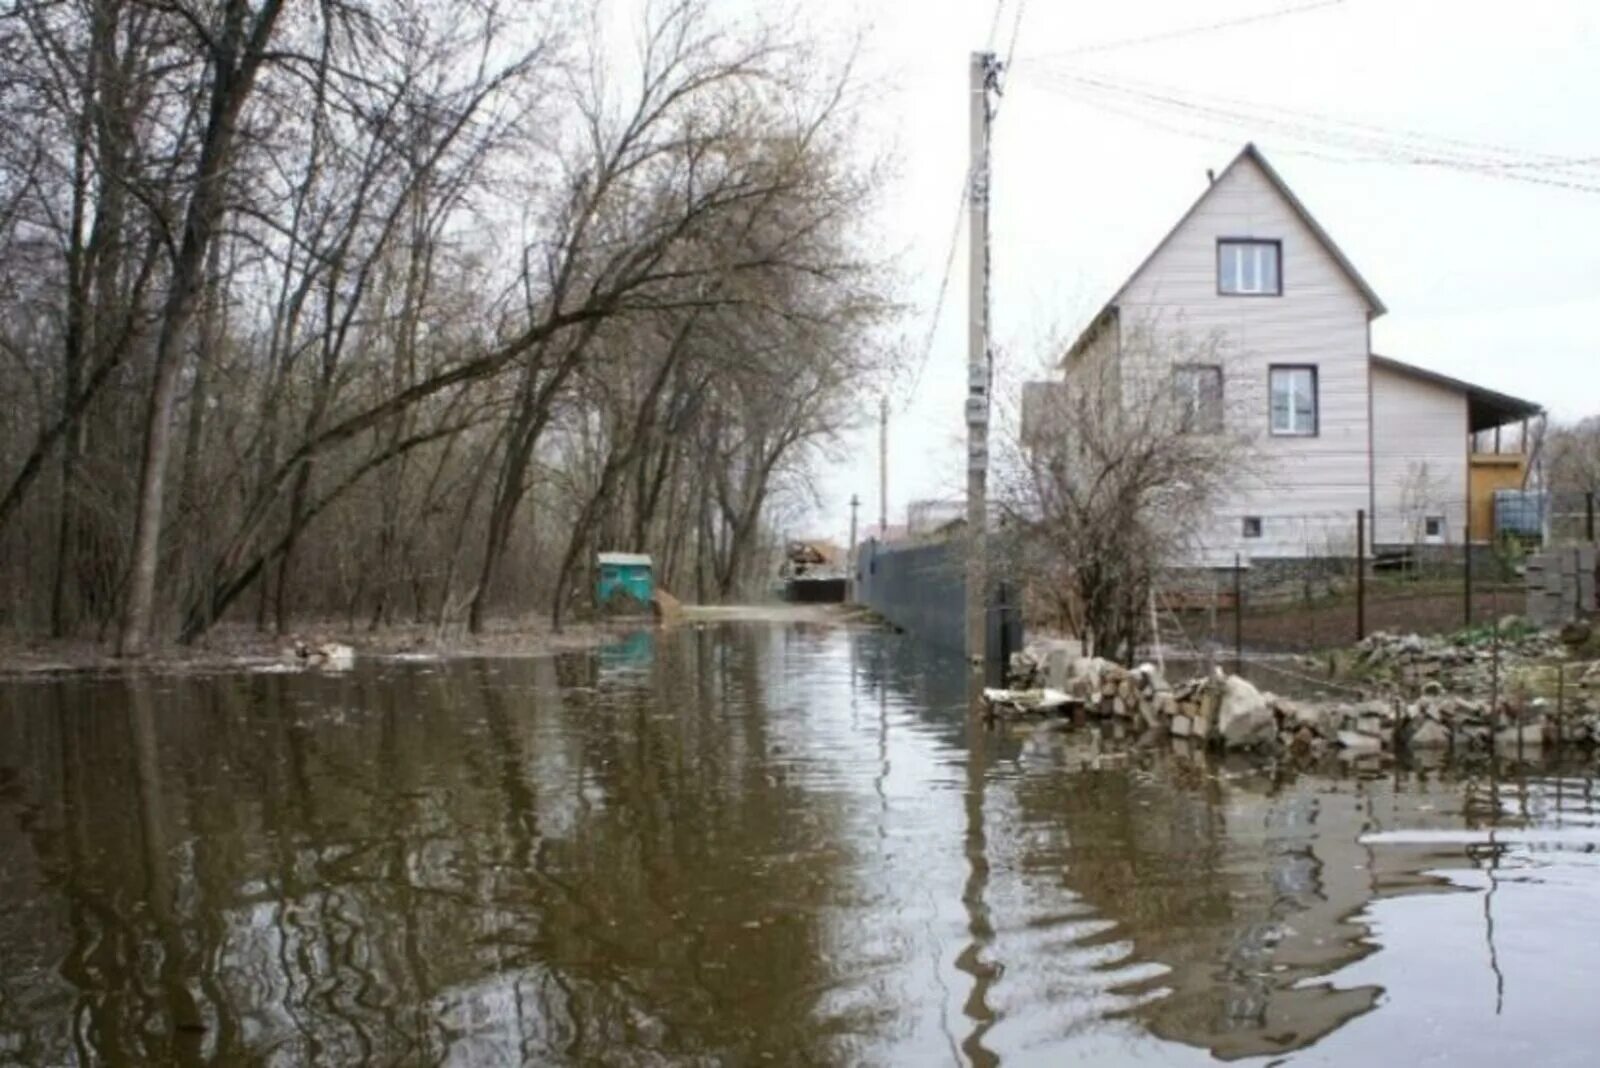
[0,627,1595,1066]
[0,628,856,1065]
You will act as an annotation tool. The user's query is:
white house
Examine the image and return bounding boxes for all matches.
[1046,142,1543,563]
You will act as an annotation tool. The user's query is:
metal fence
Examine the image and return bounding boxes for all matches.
[1161,545,1526,658]
[1551,490,1598,544]
[1148,503,1598,657]
[855,538,1021,671]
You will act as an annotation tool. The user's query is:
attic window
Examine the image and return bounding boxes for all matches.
[1219,239,1281,295]
[1242,516,1263,539]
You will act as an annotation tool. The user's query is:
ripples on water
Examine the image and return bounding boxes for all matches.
[1,624,1598,1065]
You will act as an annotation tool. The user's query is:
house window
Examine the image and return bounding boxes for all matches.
[1173,364,1223,433]
[1218,239,1281,295]
[1242,516,1263,539]
[1424,516,1444,539]
[1269,365,1317,436]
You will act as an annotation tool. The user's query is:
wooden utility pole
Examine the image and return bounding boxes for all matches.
[965,51,997,667]
[878,396,888,535]
[848,494,861,601]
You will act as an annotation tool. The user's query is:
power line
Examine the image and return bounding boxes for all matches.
[989,0,1029,124]
[1001,0,1029,71]
[1020,67,1600,195]
[1026,62,1600,171]
[902,171,969,411]
[1018,0,1344,61]
[986,0,1007,51]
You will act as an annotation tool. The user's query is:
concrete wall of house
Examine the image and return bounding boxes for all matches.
[1370,363,1468,546]
[1117,155,1374,560]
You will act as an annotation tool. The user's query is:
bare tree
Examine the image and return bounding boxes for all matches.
[999,324,1255,662]
[1547,415,1600,496]
[0,0,897,647]
[118,0,289,655]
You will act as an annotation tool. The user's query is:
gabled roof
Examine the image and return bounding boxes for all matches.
[1063,143,1386,366]
[1370,353,1544,432]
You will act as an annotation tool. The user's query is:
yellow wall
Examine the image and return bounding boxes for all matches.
[1469,453,1526,541]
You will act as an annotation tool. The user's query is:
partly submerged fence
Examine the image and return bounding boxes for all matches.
[854,538,1021,671]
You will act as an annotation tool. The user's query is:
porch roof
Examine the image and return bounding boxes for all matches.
[1370,354,1544,433]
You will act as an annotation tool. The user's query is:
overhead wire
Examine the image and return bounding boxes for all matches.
[902,174,970,410]
[1017,66,1600,195]
[1025,63,1600,171]
[1019,0,1344,60]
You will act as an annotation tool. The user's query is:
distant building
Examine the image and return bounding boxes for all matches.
[907,499,965,537]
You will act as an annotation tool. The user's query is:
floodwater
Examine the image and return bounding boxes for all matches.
[2,624,1598,1066]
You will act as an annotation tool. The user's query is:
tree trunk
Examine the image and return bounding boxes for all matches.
[119,0,286,655]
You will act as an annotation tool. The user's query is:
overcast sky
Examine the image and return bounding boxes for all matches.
[783,0,1600,543]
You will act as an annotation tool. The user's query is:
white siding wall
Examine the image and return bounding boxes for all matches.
[1117,156,1373,560]
[1370,363,1467,545]
[1063,313,1120,403]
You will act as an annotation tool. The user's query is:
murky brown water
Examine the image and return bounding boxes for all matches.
[3,623,1599,1066]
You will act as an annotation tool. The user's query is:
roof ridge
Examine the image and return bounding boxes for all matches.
[1062,143,1385,367]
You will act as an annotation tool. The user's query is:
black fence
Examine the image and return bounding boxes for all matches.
[1551,490,1598,544]
[855,538,1021,672]
[1161,549,1526,658]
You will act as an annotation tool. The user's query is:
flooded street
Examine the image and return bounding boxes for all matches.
[3,622,1599,1066]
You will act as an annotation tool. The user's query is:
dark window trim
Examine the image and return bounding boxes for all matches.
[1242,516,1263,539]
[1217,238,1283,297]
[1268,363,1319,438]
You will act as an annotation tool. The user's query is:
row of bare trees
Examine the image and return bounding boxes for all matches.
[0,0,895,651]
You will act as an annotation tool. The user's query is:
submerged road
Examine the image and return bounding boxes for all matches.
[1,619,1597,1065]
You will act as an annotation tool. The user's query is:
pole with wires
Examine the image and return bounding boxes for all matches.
[878,396,888,537]
[965,51,998,668]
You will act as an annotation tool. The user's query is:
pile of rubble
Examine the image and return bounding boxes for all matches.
[993,639,1600,756]
[1349,625,1564,691]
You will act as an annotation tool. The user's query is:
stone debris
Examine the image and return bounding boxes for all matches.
[286,640,355,671]
[1350,626,1562,692]
[1217,675,1275,751]
[981,688,1076,717]
[1005,635,1600,757]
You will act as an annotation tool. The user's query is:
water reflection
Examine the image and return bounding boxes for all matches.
[1,626,1598,1065]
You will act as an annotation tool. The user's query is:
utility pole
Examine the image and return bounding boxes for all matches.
[878,396,888,536]
[965,51,997,667]
[848,494,861,601]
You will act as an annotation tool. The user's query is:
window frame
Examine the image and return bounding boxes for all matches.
[1216,238,1283,297]
[1242,516,1263,539]
[1424,515,1445,539]
[1172,362,1224,434]
[1268,364,1319,437]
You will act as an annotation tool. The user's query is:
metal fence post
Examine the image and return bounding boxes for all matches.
[1356,508,1366,642]
[1577,547,1585,620]
[1463,525,1473,628]
[1557,662,1566,748]
[1233,553,1243,675]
